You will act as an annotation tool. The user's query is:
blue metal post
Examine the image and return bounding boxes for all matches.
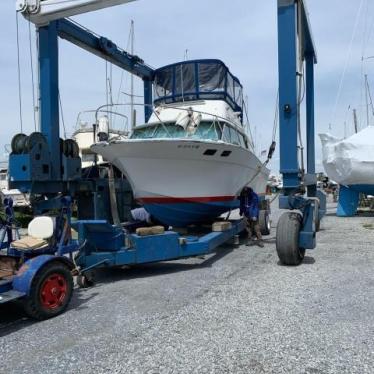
[39,21,61,180]
[305,53,316,197]
[143,79,153,122]
[277,1,299,193]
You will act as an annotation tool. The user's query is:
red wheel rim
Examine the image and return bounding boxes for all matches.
[40,273,68,310]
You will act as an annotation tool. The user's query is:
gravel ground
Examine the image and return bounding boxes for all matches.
[1,199,374,373]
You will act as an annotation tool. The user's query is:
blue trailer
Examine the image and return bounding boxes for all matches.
[72,219,246,287]
[0,196,247,318]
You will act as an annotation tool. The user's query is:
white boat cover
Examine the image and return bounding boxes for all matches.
[319,126,374,185]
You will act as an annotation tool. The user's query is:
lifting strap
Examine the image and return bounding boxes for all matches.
[108,165,120,225]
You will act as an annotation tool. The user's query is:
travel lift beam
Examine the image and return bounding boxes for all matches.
[16,0,137,25]
[276,0,326,265]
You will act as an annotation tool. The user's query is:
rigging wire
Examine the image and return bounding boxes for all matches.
[361,0,374,57]
[116,23,132,105]
[15,11,24,133]
[58,91,67,139]
[242,98,255,150]
[122,91,144,99]
[331,0,365,129]
[360,0,369,128]
[114,21,133,128]
[105,60,109,111]
[110,62,113,125]
[360,0,374,127]
[365,77,374,120]
[363,13,374,57]
[272,89,279,143]
[27,17,37,131]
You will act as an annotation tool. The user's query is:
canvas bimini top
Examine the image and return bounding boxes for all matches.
[153,59,244,119]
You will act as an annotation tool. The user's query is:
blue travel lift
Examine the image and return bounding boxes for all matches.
[276,0,326,265]
[0,0,321,320]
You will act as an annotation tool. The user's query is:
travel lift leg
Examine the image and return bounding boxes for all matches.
[276,0,326,266]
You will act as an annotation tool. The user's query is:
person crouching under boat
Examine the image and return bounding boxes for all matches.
[239,187,264,248]
[125,207,169,232]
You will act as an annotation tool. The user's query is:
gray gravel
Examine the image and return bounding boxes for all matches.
[1,198,374,373]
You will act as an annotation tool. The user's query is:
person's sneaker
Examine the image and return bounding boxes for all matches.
[245,239,254,247]
[257,240,264,248]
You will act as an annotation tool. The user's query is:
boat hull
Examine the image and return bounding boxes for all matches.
[320,128,374,185]
[92,139,269,226]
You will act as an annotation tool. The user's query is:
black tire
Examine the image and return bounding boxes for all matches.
[276,212,305,266]
[259,210,271,236]
[314,201,321,232]
[23,262,73,320]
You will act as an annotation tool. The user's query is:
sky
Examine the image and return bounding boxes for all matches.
[1,0,374,173]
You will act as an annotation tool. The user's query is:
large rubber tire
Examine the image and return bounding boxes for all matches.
[276,212,305,266]
[23,262,73,320]
[314,201,321,232]
[259,210,271,236]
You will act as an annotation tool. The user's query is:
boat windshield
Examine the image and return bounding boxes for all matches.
[131,122,248,148]
[153,60,243,118]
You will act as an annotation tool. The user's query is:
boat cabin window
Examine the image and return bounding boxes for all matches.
[131,122,223,141]
[131,122,248,148]
[189,122,222,141]
[154,67,173,98]
[154,60,243,118]
[198,63,226,93]
[175,64,196,101]
[153,123,185,138]
[222,124,248,148]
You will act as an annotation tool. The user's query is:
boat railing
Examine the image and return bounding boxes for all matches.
[75,106,130,133]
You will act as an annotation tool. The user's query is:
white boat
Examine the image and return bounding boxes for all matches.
[73,112,128,169]
[319,127,374,190]
[92,60,270,226]
[0,161,29,207]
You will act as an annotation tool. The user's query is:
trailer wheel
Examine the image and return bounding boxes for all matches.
[276,212,305,266]
[23,262,73,320]
[259,210,271,236]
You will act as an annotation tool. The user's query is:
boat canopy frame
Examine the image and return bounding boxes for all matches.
[153,60,244,120]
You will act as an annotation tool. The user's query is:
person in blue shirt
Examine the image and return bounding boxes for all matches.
[239,186,264,247]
